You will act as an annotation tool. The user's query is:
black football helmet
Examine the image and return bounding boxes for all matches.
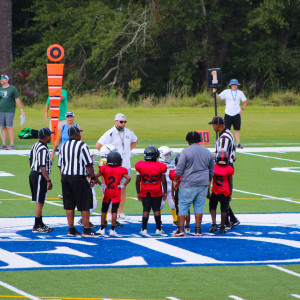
[144,145,160,162]
[174,153,180,165]
[107,151,122,166]
[215,149,229,165]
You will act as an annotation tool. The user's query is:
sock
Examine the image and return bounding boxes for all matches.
[111,226,115,231]
[154,215,161,230]
[101,225,105,230]
[142,217,148,230]
[170,209,177,222]
[35,217,42,227]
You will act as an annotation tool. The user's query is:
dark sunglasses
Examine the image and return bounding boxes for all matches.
[119,121,127,124]
[66,115,74,118]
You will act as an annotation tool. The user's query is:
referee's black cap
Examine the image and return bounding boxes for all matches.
[38,127,54,139]
[208,116,224,125]
[68,126,83,136]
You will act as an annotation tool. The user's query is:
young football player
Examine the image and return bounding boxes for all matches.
[135,145,167,235]
[95,151,131,236]
[207,149,234,233]
[158,146,178,226]
[169,153,191,233]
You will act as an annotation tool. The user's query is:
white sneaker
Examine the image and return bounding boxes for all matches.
[96,228,105,235]
[155,229,165,235]
[118,213,130,220]
[109,229,118,236]
[140,229,147,235]
[185,228,191,234]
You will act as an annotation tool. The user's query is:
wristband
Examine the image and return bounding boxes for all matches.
[91,176,96,180]
[47,179,51,182]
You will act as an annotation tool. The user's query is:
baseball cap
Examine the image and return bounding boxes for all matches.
[66,111,75,117]
[114,113,126,121]
[68,126,83,136]
[229,79,240,86]
[38,127,54,139]
[1,74,9,80]
[208,116,225,125]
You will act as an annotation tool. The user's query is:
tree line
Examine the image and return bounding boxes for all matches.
[2,0,300,103]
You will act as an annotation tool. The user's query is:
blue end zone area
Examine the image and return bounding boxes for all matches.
[0,213,299,271]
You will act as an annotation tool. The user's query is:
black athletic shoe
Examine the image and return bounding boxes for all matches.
[172,227,185,237]
[219,226,227,233]
[237,144,244,149]
[116,221,123,227]
[225,221,231,229]
[67,228,82,237]
[32,225,53,233]
[77,218,97,228]
[82,228,101,237]
[230,219,240,228]
[209,224,218,233]
[195,227,202,236]
[173,221,178,226]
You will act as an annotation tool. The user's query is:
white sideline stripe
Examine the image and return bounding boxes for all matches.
[233,189,300,205]
[240,152,300,163]
[0,280,42,300]
[291,294,300,299]
[228,296,246,300]
[268,264,300,278]
[166,297,182,300]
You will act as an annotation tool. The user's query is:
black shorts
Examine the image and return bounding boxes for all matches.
[225,113,241,131]
[102,201,120,214]
[209,193,230,213]
[141,192,162,213]
[61,175,93,211]
[29,171,47,203]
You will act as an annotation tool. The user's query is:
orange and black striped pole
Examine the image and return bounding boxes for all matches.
[46,44,64,146]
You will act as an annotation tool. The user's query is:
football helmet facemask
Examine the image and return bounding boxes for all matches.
[99,144,117,159]
[158,146,173,163]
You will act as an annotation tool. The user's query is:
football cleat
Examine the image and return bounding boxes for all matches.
[230,219,240,228]
[82,228,101,237]
[96,228,105,235]
[219,226,227,233]
[209,224,218,233]
[32,225,53,233]
[195,227,202,236]
[67,228,82,237]
[140,229,148,235]
[155,229,165,235]
[109,229,118,236]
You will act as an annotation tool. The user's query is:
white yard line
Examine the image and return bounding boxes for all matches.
[0,280,42,300]
[228,296,246,300]
[233,189,300,205]
[239,152,300,163]
[291,294,300,299]
[268,265,300,278]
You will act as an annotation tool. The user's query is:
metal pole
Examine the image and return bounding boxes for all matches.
[214,91,218,140]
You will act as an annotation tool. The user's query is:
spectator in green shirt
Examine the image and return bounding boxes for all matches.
[44,89,68,129]
[0,74,25,150]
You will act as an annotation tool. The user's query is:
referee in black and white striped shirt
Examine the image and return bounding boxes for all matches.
[209,116,240,228]
[29,127,54,233]
[58,126,100,237]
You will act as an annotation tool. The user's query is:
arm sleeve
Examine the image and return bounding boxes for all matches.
[81,143,93,166]
[239,91,247,102]
[218,90,227,100]
[97,130,112,145]
[130,130,138,143]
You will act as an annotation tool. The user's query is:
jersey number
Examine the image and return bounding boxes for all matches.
[107,176,116,189]
[142,174,159,184]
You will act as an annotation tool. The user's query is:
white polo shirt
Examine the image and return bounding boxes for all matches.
[219,89,247,116]
[97,126,138,169]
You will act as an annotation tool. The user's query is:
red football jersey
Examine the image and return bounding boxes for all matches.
[135,160,167,197]
[99,165,128,203]
[169,169,181,189]
[212,164,234,197]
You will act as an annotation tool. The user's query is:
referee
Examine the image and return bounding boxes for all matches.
[58,126,100,237]
[29,127,54,233]
[209,116,240,228]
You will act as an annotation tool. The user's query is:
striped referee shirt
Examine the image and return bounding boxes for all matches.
[215,128,235,165]
[58,139,93,176]
[29,141,52,174]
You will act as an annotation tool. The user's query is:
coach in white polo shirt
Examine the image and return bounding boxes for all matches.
[213,79,248,149]
[95,113,138,220]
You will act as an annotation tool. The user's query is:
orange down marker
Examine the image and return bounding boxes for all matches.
[46,44,65,146]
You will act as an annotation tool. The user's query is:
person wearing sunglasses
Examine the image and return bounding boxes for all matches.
[0,74,25,150]
[95,113,138,221]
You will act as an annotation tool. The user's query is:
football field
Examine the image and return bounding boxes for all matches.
[0,107,299,299]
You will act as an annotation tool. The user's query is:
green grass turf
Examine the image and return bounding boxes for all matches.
[0,106,299,299]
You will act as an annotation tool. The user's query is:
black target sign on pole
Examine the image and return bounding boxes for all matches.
[206,68,222,88]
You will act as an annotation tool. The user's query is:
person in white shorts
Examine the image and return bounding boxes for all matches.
[95,113,138,220]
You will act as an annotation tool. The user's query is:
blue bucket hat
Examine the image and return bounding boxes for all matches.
[229,79,240,86]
